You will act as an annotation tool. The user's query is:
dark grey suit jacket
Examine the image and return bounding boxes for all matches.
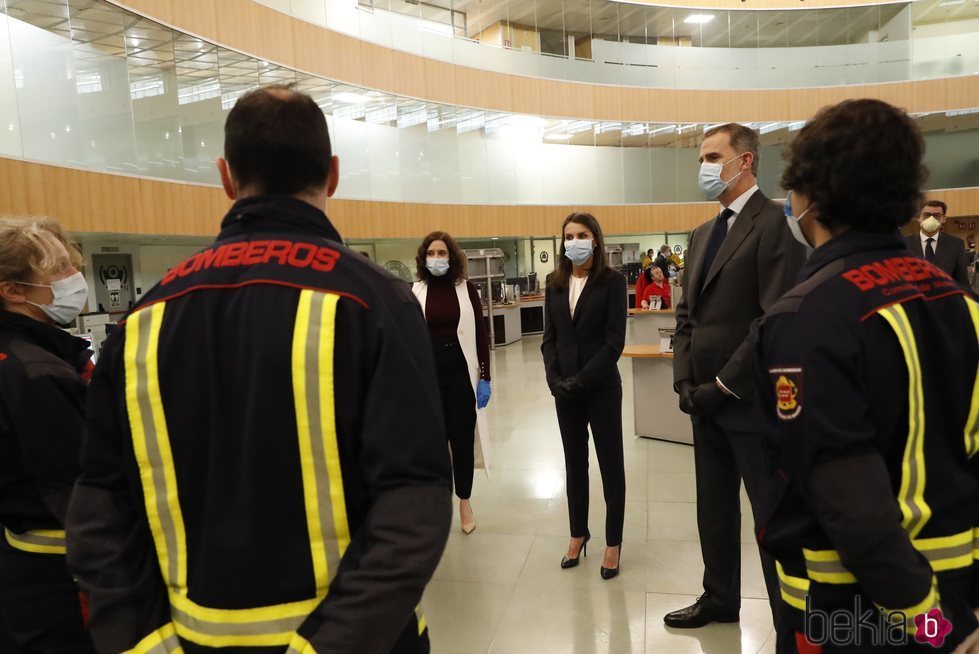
[673,189,807,432]
[904,232,970,287]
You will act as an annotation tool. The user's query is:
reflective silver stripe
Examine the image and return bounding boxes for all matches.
[141,634,181,654]
[131,306,184,589]
[302,291,342,583]
[170,604,305,639]
[3,528,67,554]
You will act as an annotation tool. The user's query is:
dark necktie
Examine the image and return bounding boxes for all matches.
[925,237,935,262]
[700,208,735,284]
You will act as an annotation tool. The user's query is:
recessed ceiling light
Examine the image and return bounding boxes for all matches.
[684,14,715,24]
[938,0,965,5]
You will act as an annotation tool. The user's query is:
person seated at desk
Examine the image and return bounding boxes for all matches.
[637,266,672,310]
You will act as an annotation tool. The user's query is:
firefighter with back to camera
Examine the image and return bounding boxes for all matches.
[65,84,453,654]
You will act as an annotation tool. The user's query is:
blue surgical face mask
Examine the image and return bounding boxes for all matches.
[698,153,746,201]
[564,239,594,266]
[426,257,450,277]
[783,192,814,251]
[22,271,89,325]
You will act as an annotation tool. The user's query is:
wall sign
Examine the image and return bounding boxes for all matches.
[540,251,549,263]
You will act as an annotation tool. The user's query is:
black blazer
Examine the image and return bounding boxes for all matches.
[673,189,806,432]
[904,232,970,287]
[541,270,627,391]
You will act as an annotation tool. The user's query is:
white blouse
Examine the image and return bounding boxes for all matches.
[569,274,588,318]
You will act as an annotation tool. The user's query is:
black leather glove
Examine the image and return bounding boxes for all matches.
[692,382,727,415]
[677,380,698,415]
[553,377,584,399]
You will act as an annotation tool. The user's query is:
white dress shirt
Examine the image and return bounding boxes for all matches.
[920,231,940,254]
[569,274,588,318]
[720,184,759,230]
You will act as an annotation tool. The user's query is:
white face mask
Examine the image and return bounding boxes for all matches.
[783,193,814,251]
[22,271,89,324]
[425,257,450,277]
[920,216,942,233]
[698,154,745,201]
[564,239,594,266]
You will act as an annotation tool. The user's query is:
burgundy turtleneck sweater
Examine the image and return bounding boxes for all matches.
[424,276,491,381]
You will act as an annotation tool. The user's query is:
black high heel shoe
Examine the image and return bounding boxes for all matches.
[560,535,590,569]
[600,544,621,580]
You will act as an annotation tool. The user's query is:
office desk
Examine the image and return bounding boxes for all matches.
[622,344,692,445]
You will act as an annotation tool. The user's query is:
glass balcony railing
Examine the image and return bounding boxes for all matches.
[1,0,977,208]
[250,0,979,89]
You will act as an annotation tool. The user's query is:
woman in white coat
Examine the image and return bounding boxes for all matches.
[412,231,491,533]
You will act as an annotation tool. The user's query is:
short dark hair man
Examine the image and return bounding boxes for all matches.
[667,122,806,649]
[66,85,452,653]
[904,199,970,286]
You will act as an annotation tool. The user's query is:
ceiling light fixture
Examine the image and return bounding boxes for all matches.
[333,92,369,104]
[684,14,715,24]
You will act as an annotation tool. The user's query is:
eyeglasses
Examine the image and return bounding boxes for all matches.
[921,211,944,219]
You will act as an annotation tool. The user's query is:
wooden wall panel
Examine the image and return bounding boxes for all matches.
[107,0,979,126]
[4,158,979,241]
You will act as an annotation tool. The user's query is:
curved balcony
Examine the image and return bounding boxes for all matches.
[109,0,979,91]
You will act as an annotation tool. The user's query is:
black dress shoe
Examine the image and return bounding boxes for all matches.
[663,599,739,628]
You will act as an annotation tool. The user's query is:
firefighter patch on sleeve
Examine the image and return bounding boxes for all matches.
[770,367,802,421]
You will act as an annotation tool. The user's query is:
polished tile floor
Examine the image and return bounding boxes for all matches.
[421,334,774,654]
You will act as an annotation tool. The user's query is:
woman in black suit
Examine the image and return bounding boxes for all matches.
[541,212,627,580]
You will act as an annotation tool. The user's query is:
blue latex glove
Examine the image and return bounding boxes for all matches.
[477,380,491,409]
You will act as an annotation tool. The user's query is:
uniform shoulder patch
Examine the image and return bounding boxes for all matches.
[769,367,803,421]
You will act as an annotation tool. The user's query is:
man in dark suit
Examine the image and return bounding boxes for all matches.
[904,199,970,287]
[665,123,806,647]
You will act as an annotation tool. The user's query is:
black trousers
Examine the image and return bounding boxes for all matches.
[555,384,626,546]
[432,337,476,500]
[692,415,793,651]
[0,540,94,654]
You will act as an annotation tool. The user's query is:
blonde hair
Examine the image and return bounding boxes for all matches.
[0,216,83,284]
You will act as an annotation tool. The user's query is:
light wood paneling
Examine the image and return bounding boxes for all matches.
[4,159,978,241]
[616,0,906,8]
[107,0,979,124]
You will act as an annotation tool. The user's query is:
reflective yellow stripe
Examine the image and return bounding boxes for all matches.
[126,303,188,592]
[126,300,329,646]
[776,561,810,611]
[286,633,316,654]
[292,291,348,593]
[804,529,973,585]
[3,528,67,555]
[878,305,930,538]
[125,622,183,654]
[914,530,974,572]
[878,578,940,635]
[802,548,858,584]
[964,297,979,458]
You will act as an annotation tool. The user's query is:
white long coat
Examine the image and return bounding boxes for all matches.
[412,280,491,470]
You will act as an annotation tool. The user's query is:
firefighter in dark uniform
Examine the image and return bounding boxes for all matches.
[755,99,979,653]
[0,217,96,652]
[65,86,453,653]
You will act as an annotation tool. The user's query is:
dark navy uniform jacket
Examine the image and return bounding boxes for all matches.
[755,230,979,652]
[66,196,452,654]
[0,311,92,551]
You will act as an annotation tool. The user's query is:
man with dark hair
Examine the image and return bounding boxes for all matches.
[758,98,979,652]
[654,244,672,278]
[905,199,970,286]
[66,84,453,653]
[666,122,806,648]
